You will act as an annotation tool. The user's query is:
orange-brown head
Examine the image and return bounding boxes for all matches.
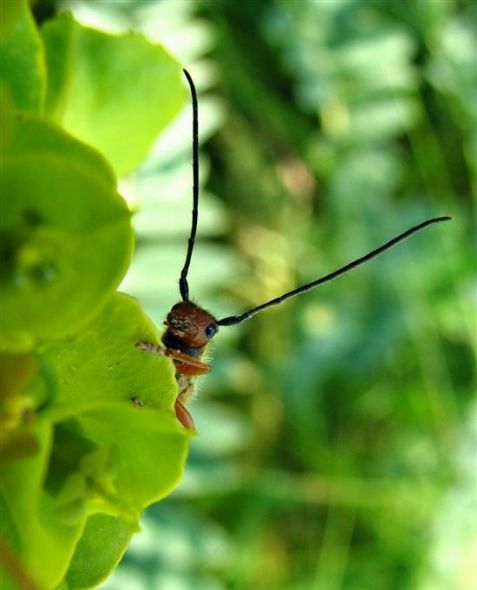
[163,301,218,354]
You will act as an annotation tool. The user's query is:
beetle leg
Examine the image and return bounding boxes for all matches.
[136,341,166,354]
[165,348,210,374]
[175,400,195,430]
[172,357,210,375]
[136,341,210,375]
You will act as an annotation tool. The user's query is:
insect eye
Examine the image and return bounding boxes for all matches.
[205,323,217,339]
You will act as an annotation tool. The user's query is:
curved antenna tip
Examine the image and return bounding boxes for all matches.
[217,215,452,327]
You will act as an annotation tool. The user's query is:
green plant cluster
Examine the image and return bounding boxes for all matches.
[0,3,191,588]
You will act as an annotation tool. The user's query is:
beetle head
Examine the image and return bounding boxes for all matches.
[166,301,218,348]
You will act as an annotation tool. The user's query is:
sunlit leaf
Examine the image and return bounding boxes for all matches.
[1,421,85,589]
[41,14,185,176]
[44,292,177,414]
[0,0,45,113]
[0,109,133,352]
[66,514,135,589]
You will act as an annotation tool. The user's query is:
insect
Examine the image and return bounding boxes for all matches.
[137,69,450,430]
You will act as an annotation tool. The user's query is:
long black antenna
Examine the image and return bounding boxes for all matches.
[217,216,450,326]
[179,69,200,301]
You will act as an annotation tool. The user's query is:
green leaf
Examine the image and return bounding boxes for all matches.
[42,402,189,587]
[0,491,24,590]
[1,421,86,589]
[76,404,189,512]
[0,353,37,402]
[56,404,189,585]
[41,14,185,176]
[66,514,135,589]
[0,352,56,464]
[4,106,115,188]
[44,292,177,415]
[0,110,133,352]
[0,0,24,41]
[0,0,45,113]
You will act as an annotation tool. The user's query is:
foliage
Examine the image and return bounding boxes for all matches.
[0,2,190,588]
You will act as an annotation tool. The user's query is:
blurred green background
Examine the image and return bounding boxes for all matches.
[37,1,475,588]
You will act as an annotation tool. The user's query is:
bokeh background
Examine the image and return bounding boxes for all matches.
[36,1,475,589]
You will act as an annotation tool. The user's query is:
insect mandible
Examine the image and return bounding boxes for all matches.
[137,69,450,430]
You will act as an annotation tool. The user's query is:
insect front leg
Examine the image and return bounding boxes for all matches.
[136,341,210,374]
[136,341,167,355]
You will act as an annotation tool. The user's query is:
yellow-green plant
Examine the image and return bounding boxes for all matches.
[1,3,190,588]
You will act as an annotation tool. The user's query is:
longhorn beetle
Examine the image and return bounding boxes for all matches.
[137,69,450,430]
